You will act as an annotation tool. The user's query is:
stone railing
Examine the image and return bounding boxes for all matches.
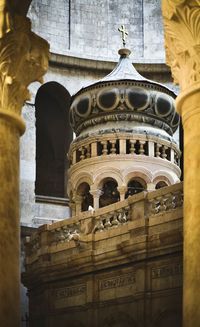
[69,133,181,167]
[93,206,130,233]
[25,183,183,259]
[148,188,183,215]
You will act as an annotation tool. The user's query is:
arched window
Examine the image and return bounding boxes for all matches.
[76,182,93,212]
[125,178,146,198]
[99,178,120,208]
[155,181,168,189]
[35,82,72,198]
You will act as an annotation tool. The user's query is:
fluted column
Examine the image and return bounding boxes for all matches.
[0,14,49,327]
[162,2,200,326]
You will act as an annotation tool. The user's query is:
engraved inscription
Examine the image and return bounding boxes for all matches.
[152,263,182,279]
[55,284,86,299]
[99,273,136,291]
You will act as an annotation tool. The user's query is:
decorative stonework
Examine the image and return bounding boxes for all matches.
[70,83,179,136]
[99,273,136,291]
[152,263,182,279]
[0,15,49,133]
[55,284,86,299]
[162,1,200,91]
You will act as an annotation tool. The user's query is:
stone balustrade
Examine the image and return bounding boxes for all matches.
[69,133,181,167]
[93,206,130,233]
[25,183,183,260]
[148,189,183,215]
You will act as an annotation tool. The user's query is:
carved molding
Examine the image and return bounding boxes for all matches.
[162,0,200,91]
[0,14,49,133]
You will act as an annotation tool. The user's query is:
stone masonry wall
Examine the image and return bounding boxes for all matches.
[28,0,164,61]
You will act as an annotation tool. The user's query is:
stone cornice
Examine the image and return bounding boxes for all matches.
[49,52,172,77]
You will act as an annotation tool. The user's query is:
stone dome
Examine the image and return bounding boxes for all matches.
[69,48,179,137]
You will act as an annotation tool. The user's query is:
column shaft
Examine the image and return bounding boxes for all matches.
[0,13,49,326]
[0,118,21,326]
[177,87,200,327]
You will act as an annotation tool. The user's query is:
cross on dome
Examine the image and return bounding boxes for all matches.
[118,25,128,47]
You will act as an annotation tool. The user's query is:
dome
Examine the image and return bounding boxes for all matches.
[69,48,179,137]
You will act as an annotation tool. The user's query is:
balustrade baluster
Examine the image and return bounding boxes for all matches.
[110,140,116,154]
[155,143,161,157]
[139,140,145,155]
[129,140,136,154]
[161,145,167,159]
[101,141,108,155]
[86,144,91,158]
[79,147,85,160]
[111,212,119,226]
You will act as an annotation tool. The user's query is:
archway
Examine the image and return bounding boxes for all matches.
[35,81,72,198]
[125,177,146,198]
[99,178,120,208]
[155,181,168,189]
[76,182,93,212]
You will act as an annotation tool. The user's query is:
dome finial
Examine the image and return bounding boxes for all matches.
[118,25,128,48]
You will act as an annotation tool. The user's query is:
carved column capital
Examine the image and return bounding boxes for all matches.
[0,15,49,134]
[90,189,103,198]
[162,1,200,93]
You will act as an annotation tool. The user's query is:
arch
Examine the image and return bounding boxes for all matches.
[155,180,168,189]
[35,81,72,198]
[99,177,120,208]
[94,167,123,190]
[76,182,93,212]
[74,172,93,191]
[153,170,174,185]
[125,177,146,198]
[124,167,152,185]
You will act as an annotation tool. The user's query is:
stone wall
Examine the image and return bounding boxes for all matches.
[28,0,165,61]
[23,183,183,327]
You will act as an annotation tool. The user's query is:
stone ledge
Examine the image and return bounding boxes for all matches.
[49,52,172,77]
[35,195,69,206]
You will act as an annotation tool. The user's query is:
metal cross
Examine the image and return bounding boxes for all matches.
[118,25,128,47]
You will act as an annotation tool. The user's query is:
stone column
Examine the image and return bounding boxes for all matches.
[90,189,103,210]
[117,186,127,201]
[162,2,200,326]
[74,195,83,214]
[0,14,49,327]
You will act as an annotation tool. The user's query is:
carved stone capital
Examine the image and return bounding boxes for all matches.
[0,15,49,134]
[90,189,103,198]
[117,185,127,194]
[162,1,200,92]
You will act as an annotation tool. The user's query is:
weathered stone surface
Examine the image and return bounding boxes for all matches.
[23,183,183,327]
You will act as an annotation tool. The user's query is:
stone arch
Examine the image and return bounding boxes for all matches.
[125,177,146,198]
[35,81,72,198]
[72,173,93,212]
[124,167,152,185]
[94,167,123,190]
[74,172,93,192]
[99,177,120,208]
[153,170,174,185]
[75,182,93,212]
